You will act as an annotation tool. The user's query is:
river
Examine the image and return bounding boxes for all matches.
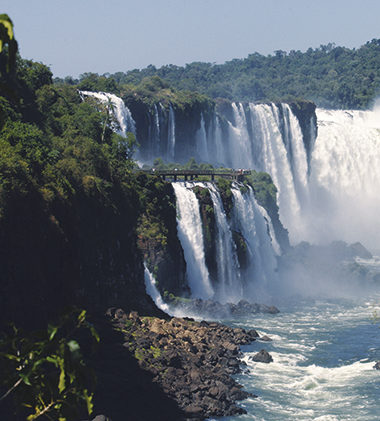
[210,289,380,421]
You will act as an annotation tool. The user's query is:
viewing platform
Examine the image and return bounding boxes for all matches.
[138,169,251,182]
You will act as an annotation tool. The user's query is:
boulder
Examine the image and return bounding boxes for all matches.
[250,349,273,363]
[260,335,273,342]
[113,310,259,419]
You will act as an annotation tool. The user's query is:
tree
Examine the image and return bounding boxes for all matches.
[0,14,18,129]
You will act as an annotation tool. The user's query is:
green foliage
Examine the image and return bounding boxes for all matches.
[200,188,209,198]
[0,14,18,71]
[135,171,175,248]
[76,72,117,93]
[216,177,232,197]
[245,171,277,211]
[105,40,380,109]
[0,14,18,130]
[0,62,138,216]
[0,307,99,421]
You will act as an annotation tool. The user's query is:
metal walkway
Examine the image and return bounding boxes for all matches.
[139,169,251,182]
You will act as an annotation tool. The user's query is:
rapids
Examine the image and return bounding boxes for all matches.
[208,289,380,421]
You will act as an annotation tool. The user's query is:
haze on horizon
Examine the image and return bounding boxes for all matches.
[3,0,380,79]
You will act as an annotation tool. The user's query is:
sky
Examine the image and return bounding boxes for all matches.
[3,0,380,79]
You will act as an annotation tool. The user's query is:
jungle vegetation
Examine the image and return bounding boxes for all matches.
[55,39,380,110]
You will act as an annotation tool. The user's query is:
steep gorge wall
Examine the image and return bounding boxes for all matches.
[0,178,163,330]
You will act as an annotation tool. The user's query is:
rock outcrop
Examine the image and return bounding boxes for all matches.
[250,349,274,364]
[109,308,259,419]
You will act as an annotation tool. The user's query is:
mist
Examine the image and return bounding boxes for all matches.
[298,107,380,254]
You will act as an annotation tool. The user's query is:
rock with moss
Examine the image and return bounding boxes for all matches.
[135,171,190,297]
[112,309,259,419]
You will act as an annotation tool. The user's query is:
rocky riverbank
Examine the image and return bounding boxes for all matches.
[107,308,262,420]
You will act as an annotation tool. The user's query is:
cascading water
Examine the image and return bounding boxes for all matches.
[84,91,380,252]
[247,103,307,244]
[195,113,209,163]
[214,115,225,165]
[227,103,252,169]
[172,182,214,299]
[231,185,279,299]
[172,181,279,303]
[305,108,380,251]
[223,104,380,252]
[167,104,176,161]
[161,102,379,252]
[79,91,136,137]
[208,184,242,303]
[144,265,170,313]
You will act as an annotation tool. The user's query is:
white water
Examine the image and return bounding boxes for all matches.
[305,108,380,251]
[172,182,214,299]
[144,265,170,312]
[79,91,136,137]
[208,291,380,421]
[196,113,210,163]
[85,93,380,252]
[208,184,242,303]
[167,104,176,161]
[222,104,380,251]
[172,182,279,304]
[231,186,279,299]
[150,102,380,252]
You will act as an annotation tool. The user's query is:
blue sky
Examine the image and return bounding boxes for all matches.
[3,0,380,79]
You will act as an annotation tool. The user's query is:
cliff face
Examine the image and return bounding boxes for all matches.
[0,178,162,330]
[289,100,317,170]
[135,172,189,297]
[123,89,215,164]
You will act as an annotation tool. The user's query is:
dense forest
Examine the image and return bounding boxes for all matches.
[55,39,380,110]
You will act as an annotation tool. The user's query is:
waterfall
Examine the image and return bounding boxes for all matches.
[154,104,160,143]
[83,91,380,253]
[167,104,176,161]
[305,108,380,251]
[144,266,186,317]
[195,113,209,162]
[144,266,170,312]
[248,103,305,244]
[208,184,242,303]
[79,91,136,137]
[231,185,279,298]
[172,181,279,302]
[227,103,252,169]
[215,116,225,165]
[172,183,214,299]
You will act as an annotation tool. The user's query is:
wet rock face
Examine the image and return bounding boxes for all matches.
[250,349,273,364]
[111,309,259,419]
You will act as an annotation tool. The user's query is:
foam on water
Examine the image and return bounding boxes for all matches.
[210,293,380,421]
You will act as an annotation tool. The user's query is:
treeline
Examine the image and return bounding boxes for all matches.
[55,39,380,110]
